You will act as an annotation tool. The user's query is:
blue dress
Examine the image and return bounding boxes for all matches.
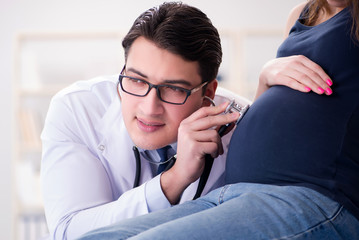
[226,7,359,220]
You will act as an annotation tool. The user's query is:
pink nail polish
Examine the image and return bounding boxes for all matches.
[318,87,325,94]
[304,86,311,92]
[326,79,333,86]
[325,88,332,95]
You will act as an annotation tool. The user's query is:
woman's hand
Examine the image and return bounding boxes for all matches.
[255,55,333,100]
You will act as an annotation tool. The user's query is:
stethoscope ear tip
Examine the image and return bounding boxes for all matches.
[204,96,216,106]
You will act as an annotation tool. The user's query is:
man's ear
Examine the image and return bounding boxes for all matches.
[202,79,218,107]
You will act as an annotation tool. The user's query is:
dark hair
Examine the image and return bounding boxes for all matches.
[303,0,359,42]
[122,2,222,83]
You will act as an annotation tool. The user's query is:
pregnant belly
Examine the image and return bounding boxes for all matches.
[225,86,342,185]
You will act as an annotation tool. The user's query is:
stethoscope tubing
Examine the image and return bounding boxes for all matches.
[133,146,141,188]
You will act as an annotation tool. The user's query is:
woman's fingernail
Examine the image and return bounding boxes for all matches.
[326,79,333,86]
[325,88,332,95]
[318,87,325,94]
[304,86,311,92]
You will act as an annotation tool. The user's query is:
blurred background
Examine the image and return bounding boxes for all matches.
[1,0,303,239]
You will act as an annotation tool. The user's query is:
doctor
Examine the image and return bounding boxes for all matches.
[41,2,247,239]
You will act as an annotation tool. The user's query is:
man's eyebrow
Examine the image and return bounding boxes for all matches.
[126,67,148,78]
[163,79,192,87]
[127,67,192,87]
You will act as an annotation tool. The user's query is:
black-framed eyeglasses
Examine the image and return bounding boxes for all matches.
[118,74,208,105]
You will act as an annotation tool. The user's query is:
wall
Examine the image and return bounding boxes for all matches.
[0,0,303,239]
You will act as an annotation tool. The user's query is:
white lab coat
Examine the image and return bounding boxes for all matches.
[40,75,250,239]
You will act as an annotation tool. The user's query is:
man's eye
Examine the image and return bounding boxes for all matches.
[163,86,187,94]
[128,78,146,85]
[172,87,185,93]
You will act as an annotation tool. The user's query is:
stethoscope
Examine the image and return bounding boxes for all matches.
[131,98,250,200]
[132,146,177,189]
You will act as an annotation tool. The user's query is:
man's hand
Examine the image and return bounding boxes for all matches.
[161,102,239,204]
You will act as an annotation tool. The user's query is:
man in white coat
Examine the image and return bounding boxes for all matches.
[41,2,249,239]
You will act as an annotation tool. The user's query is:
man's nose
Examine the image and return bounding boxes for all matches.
[141,88,164,114]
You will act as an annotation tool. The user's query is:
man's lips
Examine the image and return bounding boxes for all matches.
[136,118,165,132]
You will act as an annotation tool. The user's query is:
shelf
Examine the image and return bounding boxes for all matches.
[17,85,68,97]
